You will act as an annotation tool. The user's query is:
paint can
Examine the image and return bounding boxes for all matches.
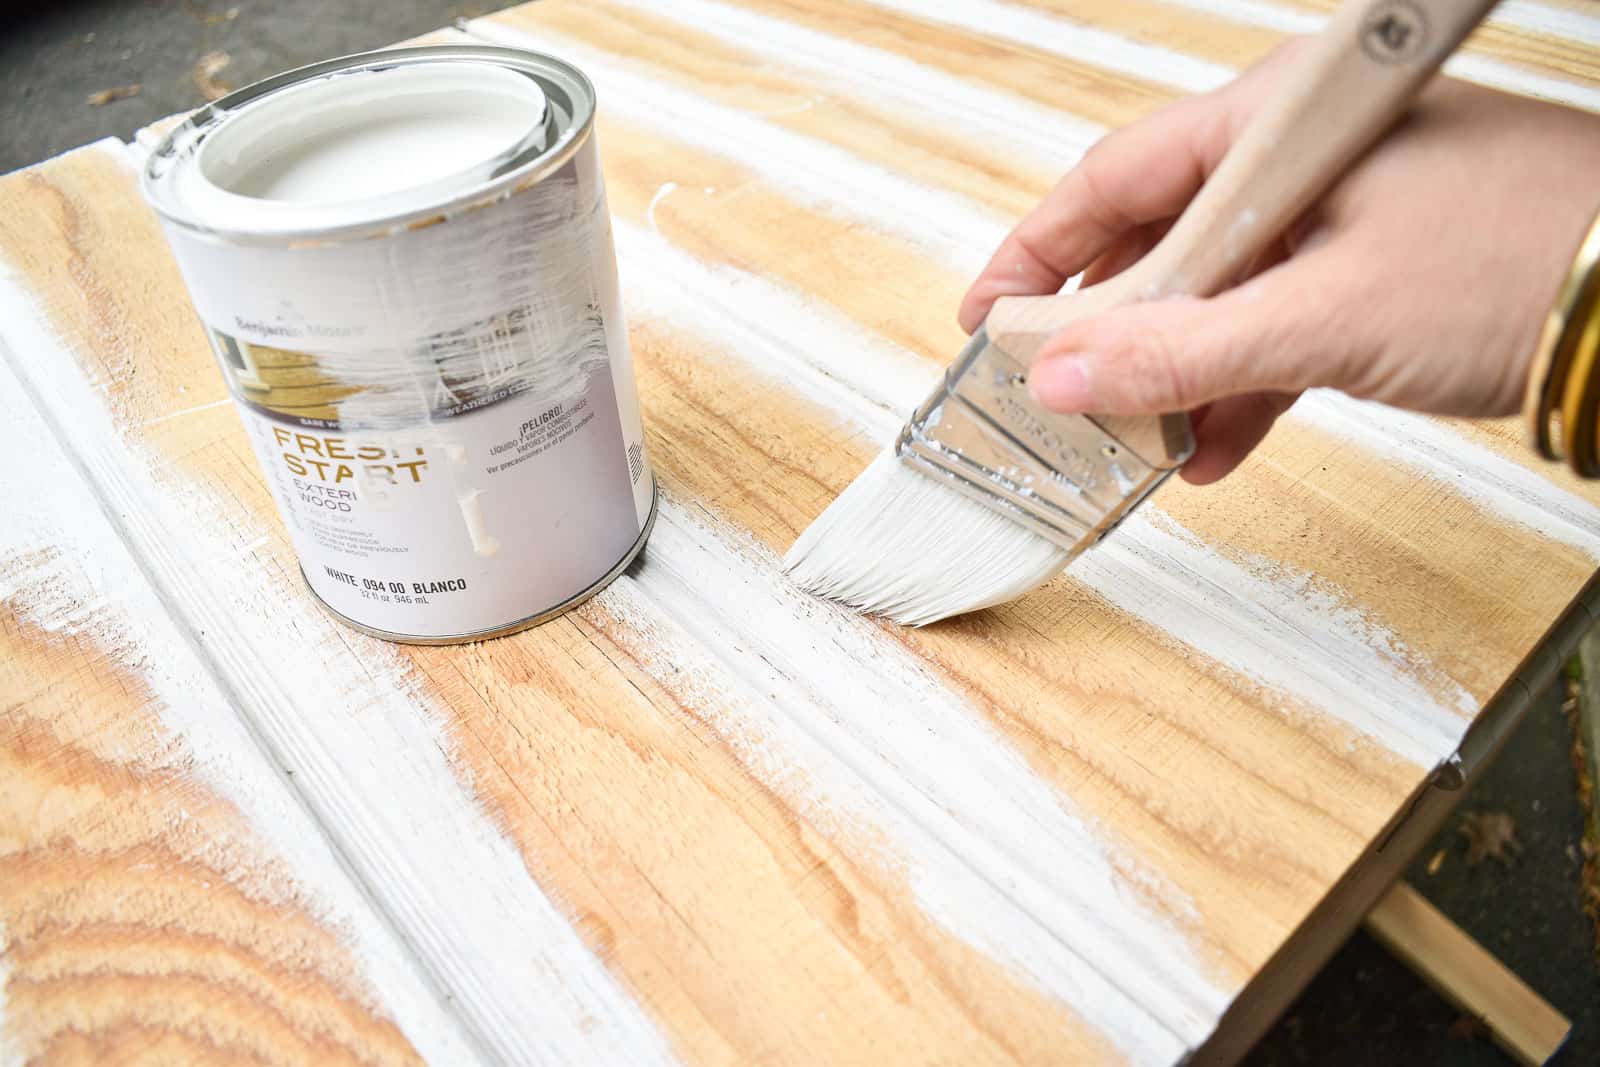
[142,46,656,644]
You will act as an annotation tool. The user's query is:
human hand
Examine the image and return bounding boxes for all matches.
[959,42,1600,484]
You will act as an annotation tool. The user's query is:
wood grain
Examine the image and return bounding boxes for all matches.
[0,311,447,1066]
[2,3,1598,1065]
[1365,882,1572,1066]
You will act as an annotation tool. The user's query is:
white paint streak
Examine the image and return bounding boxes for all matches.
[612,222,1221,1051]
[759,95,820,116]
[1078,514,1475,767]
[1159,0,1600,110]
[466,18,1007,273]
[604,0,1103,169]
[1170,0,1600,47]
[139,395,232,426]
[1496,0,1600,46]
[863,0,1236,92]
[608,498,1218,1060]
[0,342,482,1067]
[0,143,678,1066]
[1291,390,1600,558]
[1444,52,1600,111]
[1154,0,1319,34]
[614,220,932,438]
[610,219,1477,761]
[0,920,18,1067]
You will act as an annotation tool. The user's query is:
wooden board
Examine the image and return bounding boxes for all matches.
[3,1,1599,1063]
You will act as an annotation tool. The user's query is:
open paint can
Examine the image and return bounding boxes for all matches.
[143,46,656,644]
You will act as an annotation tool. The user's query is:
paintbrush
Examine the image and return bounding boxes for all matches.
[785,0,1498,625]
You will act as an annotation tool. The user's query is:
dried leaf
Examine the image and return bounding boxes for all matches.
[1459,810,1521,867]
[1448,1013,1490,1042]
[194,51,234,102]
[1425,849,1445,876]
[86,85,141,107]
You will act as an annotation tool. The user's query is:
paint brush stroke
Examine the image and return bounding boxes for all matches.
[602,0,1104,170]
[475,9,1600,582]
[1168,0,1600,44]
[465,19,1008,274]
[1159,0,1600,110]
[862,0,1236,93]
[0,342,483,1067]
[615,221,933,438]
[1291,390,1600,559]
[609,219,1476,762]
[610,498,1219,1059]
[0,921,17,1067]
[611,224,1221,1056]
[1495,0,1600,46]
[0,143,678,1067]
[574,0,1583,747]
[1078,514,1474,767]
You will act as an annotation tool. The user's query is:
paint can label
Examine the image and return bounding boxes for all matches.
[161,140,652,639]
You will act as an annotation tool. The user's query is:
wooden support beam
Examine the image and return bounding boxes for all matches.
[1364,882,1571,1067]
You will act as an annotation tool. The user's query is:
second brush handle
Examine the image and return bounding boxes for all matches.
[987,0,1498,464]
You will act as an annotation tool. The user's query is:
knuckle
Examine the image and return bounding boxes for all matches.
[1072,153,1133,235]
[1126,318,1197,411]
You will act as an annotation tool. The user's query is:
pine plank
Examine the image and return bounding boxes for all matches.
[1365,883,1572,1066]
[1,3,1597,1065]
[0,249,474,1066]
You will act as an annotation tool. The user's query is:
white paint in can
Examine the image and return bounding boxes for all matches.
[143,48,656,643]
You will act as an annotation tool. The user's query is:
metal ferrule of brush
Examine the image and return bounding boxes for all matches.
[896,327,1187,553]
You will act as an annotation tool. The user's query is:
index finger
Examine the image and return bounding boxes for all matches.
[959,92,1234,333]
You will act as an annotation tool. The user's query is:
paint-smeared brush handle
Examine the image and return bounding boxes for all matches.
[988,0,1497,462]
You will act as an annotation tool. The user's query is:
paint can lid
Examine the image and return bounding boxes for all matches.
[144,48,591,242]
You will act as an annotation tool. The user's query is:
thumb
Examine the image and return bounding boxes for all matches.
[1027,264,1340,415]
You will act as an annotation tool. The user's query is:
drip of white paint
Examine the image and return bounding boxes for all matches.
[603,0,1103,169]
[645,180,678,237]
[1290,390,1600,558]
[1159,0,1600,111]
[0,152,678,1067]
[861,0,1236,92]
[457,487,502,557]
[444,442,468,463]
[466,19,1008,273]
[609,497,1219,1059]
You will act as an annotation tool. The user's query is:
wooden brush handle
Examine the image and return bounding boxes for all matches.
[988,0,1498,463]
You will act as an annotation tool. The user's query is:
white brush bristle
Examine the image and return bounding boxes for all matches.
[784,450,1070,626]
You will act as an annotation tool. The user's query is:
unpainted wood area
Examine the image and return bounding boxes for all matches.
[3,1,1600,1065]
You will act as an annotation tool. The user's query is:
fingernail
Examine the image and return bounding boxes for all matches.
[1029,357,1094,411]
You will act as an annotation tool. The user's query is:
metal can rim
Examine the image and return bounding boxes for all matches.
[141,45,597,247]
